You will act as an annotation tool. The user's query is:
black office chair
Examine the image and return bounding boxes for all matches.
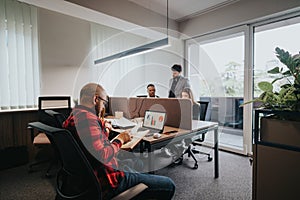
[136,95,147,97]
[176,101,212,169]
[224,98,243,129]
[28,122,147,200]
[28,109,67,177]
[198,101,209,121]
[136,95,159,98]
[28,96,71,177]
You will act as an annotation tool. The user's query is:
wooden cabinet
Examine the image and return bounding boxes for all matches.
[0,110,39,169]
[253,109,300,200]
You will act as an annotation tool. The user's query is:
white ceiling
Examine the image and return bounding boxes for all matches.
[129,0,240,22]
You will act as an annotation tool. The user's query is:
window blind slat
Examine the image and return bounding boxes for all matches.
[0,0,10,109]
[6,0,19,108]
[0,0,39,110]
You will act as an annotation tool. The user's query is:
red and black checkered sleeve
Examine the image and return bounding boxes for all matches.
[75,111,121,164]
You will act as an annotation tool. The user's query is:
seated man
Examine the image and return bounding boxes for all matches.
[63,83,175,200]
[147,83,159,98]
[137,84,159,98]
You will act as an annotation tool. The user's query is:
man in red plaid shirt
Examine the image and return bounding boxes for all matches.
[63,83,175,199]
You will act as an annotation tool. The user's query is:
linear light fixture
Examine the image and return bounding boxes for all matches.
[94,0,169,65]
[94,37,168,64]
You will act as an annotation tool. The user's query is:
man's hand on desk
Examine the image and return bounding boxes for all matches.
[104,120,113,132]
[115,131,131,145]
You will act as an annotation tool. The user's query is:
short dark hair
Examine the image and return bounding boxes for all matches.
[147,84,155,88]
[171,64,182,72]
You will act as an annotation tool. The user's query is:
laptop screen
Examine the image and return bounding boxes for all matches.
[143,110,166,131]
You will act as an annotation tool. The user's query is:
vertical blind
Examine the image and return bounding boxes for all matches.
[0,0,39,110]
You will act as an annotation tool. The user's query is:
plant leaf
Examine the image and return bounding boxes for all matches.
[271,77,285,84]
[280,83,292,89]
[258,81,273,92]
[282,70,291,76]
[267,67,280,74]
[275,47,293,70]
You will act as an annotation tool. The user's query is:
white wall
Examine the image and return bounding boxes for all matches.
[39,8,91,97]
[142,37,184,98]
[64,0,179,36]
[180,0,300,38]
[38,8,184,99]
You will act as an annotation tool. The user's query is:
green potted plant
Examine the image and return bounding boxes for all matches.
[245,47,300,146]
[246,47,300,114]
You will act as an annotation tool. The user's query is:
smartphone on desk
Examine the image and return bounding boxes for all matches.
[108,130,120,140]
[164,130,177,135]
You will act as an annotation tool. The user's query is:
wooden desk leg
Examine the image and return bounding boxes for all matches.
[214,127,219,178]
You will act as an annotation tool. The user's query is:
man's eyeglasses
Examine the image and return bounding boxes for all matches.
[97,96,108,104]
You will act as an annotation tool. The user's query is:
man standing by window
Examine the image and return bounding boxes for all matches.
[168,64,190,98]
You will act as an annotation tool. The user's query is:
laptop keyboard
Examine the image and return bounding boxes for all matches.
[138,127,158,136]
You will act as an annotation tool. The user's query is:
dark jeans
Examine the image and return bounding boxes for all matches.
[111,171,176,200]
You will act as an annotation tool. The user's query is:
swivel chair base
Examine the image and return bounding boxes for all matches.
[174,142,213,169]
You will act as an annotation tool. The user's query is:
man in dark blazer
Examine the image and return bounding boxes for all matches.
[168,64,190,98]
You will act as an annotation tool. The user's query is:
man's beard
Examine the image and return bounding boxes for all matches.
[95,104,100,116]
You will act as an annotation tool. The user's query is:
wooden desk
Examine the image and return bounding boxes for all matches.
[142,120,219,178]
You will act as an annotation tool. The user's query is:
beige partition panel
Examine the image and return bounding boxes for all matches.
[128,97,192,130]
[109,97,130,118]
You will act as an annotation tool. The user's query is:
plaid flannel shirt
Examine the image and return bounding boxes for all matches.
[63,105,124,191]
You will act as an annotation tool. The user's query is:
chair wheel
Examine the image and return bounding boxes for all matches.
[208,157,213,162]
[193,163,198,169]
[173,157,183,165]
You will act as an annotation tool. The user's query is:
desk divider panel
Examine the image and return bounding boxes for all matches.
[128,97,192,130]
[109,97,131,118]
[109,97,192,129]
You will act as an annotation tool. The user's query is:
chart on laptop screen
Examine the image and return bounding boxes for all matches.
[143,110,166,130]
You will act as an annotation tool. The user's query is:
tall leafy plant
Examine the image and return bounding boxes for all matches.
[245,47,300,112]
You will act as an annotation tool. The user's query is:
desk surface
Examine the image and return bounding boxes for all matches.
[109,117,218,151]
[142,120,218,144]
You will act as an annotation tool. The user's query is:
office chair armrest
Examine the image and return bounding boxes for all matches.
[111,183,148,200]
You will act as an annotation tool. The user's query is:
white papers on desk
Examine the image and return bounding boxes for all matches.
[107,117,137,128]
[121,130,149,150]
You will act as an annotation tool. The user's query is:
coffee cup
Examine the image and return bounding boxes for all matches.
[115,111,123,119]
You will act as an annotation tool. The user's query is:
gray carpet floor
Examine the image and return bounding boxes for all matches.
[0,148,252,200]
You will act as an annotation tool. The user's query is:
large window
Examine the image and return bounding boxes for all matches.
[186,27,246,154]
[0,0,39,110]
[186,13,300,155]
[188,33,244,99]
[253,16,300,98]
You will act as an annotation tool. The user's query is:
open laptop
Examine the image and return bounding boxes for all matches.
[138,110,166,136]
